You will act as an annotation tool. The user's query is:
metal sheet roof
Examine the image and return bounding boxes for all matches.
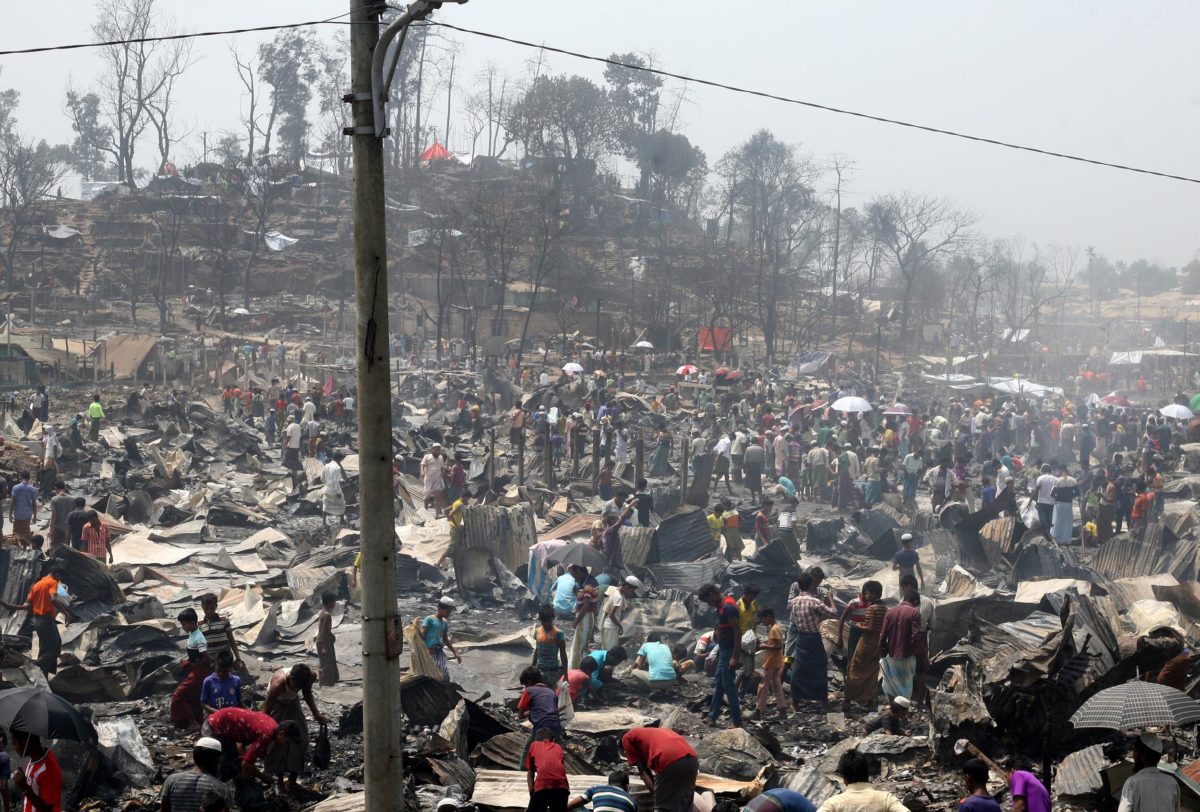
[651,507,718,563]
[1055,744,1108,797]
[647,555,727,592]
[98,333,160,380]
[1091,528,1164,580]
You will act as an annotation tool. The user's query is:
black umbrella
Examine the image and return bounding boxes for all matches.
[1070,682,1200,730]
[0,687,97,743]
[545,542,608,571]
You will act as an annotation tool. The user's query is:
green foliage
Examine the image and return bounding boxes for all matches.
[64,90,112,181]
[258,29,318,165]
[507,74,615,162]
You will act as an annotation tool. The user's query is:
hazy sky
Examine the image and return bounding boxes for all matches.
[2,1,1197,265]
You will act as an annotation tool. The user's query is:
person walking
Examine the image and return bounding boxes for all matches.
[697,583,742,728]
[10,471,36,547]
[87,393,105,441]
[0,562,68,675]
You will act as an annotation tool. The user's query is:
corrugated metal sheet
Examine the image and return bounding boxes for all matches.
[99,333,159,380]
[399,674,461,725]
[924,529,958,580]
[774,767,840,808]
[1055,743,1108,796]
[0,549,40,636]
[1168,538,1200,582]
[461,504,537,574]
[472,732,598,774]
[619,525,655,568]
[1108,575,1179,613]
[651,508,717,563]
[648,555,727,592]
[539,513,600,542]
[1091,529,1163,580]
[1009,540,1092,587]
[856,509,900,545]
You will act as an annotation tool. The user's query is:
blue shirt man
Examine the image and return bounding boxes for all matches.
[552,572,579,615]
[11,478,37,521]
[637,640,675,682]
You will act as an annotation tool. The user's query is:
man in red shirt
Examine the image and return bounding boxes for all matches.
[621,727,698,812]
[202,707,301,787]
[525,727,570,812]
[11,729,60,812]
[879,593,922,704]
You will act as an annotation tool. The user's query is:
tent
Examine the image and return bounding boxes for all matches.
[419,141,455,162]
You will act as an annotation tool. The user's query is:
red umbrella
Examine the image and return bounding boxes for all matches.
[1101,393,1131,408]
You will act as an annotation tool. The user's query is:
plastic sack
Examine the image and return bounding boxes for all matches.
[557,678,575,725]
[312,724,331,769]
[1021,500,1041,529]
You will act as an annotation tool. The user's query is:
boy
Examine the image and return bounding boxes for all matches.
[517,667,563,740]
[753,608,787,719]
[171,608,210,731]
[582,647,627,693]
[201,651,243,715]
[958,758,1001,811]
[632,634,676,691]
[525,727,570,812]
[198,593,243,671]
[532,604,569,688]
[317,592,339,686]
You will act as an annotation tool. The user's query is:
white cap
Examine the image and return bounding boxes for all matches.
[438,597,456,609]
[437,799,460,811]
[901,533,914,542]
[623,575,643,589]
[892,696,912,709]
[195,737,223,752]
[1139,732,1164,753]
[432,442,442,448]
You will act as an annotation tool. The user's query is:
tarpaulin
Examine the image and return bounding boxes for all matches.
[787,350,833,377]
[264,231,298,251]
[42,224,80,239]
[698,326,732,353]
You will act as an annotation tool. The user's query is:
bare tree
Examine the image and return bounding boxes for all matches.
[0,135,69,289]
[230,44,264,163]
[82,0,193,187]
[866,192,976,349]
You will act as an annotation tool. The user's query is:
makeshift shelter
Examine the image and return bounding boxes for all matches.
[419,141,455,162]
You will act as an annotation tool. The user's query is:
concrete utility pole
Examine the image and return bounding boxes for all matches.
[349,10,470,798]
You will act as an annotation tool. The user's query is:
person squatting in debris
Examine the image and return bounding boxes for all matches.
[201,706,303,789]
[261,663,329,792]
[171,608,211,732]
[423,597,463,681]
[158,736,235,812]
[566,770,637,812]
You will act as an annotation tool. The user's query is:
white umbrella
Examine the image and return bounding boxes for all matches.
[881,403,911,415]
[831,396,873,413]
[231,307,251,316]
[562,362,583,374]
[677,364,698,375]
[1160,403,1194,420]
[634,340,654,349]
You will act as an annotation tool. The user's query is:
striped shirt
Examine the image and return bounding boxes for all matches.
[583,785,637,812]
[202,615,234,658]
[788,592,837,634]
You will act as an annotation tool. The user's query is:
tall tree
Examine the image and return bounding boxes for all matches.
[718,130,822,366]
[507,74,615,163]
[866,192,975,347]
[0,136,70,289]
[604,51,663,191]
[80,0,192,187]
[257,30,317,164]
[63,91,111,180]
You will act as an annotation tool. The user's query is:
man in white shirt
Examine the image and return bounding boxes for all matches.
[1118,733,1178,812]
[342,394,356,426]
[302,397,317,423]
[730,430,747,483]
[712,434,733,493]
[1034,463,1058,538]
[283,416,304,487]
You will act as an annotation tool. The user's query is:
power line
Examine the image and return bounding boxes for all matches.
[423,19,1200,186]
[1,12,1195,186]
[0,12,353,57]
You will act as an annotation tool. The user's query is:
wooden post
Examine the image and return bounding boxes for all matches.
[634,431,644,484]
[543,419,553,489]
[681,436,689,497]
[488,427,496,495]
[591,427,601,494]
[517,425,525,486]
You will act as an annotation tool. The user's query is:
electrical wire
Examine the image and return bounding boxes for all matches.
[422,19,1200,186]
[0,11,1194,185]
[0,11,354,57]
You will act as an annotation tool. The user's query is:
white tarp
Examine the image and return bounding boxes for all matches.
[408,228,464,248]
[42,225,80,239]
[1110,351,1143,365]
[264,231,299,251]
[921,372,977,384]
[986,376,1063,399]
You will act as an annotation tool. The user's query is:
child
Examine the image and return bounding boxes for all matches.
[200,650,243,714]
[753,608,787,719]
[517,667,563,739]
[317,592,339,686]
[565,663,593,704]
[582,647,627,693]
[532,605,568,688]
[525,727,570,812]
[980,476,996,507]
[170,608,210,731]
